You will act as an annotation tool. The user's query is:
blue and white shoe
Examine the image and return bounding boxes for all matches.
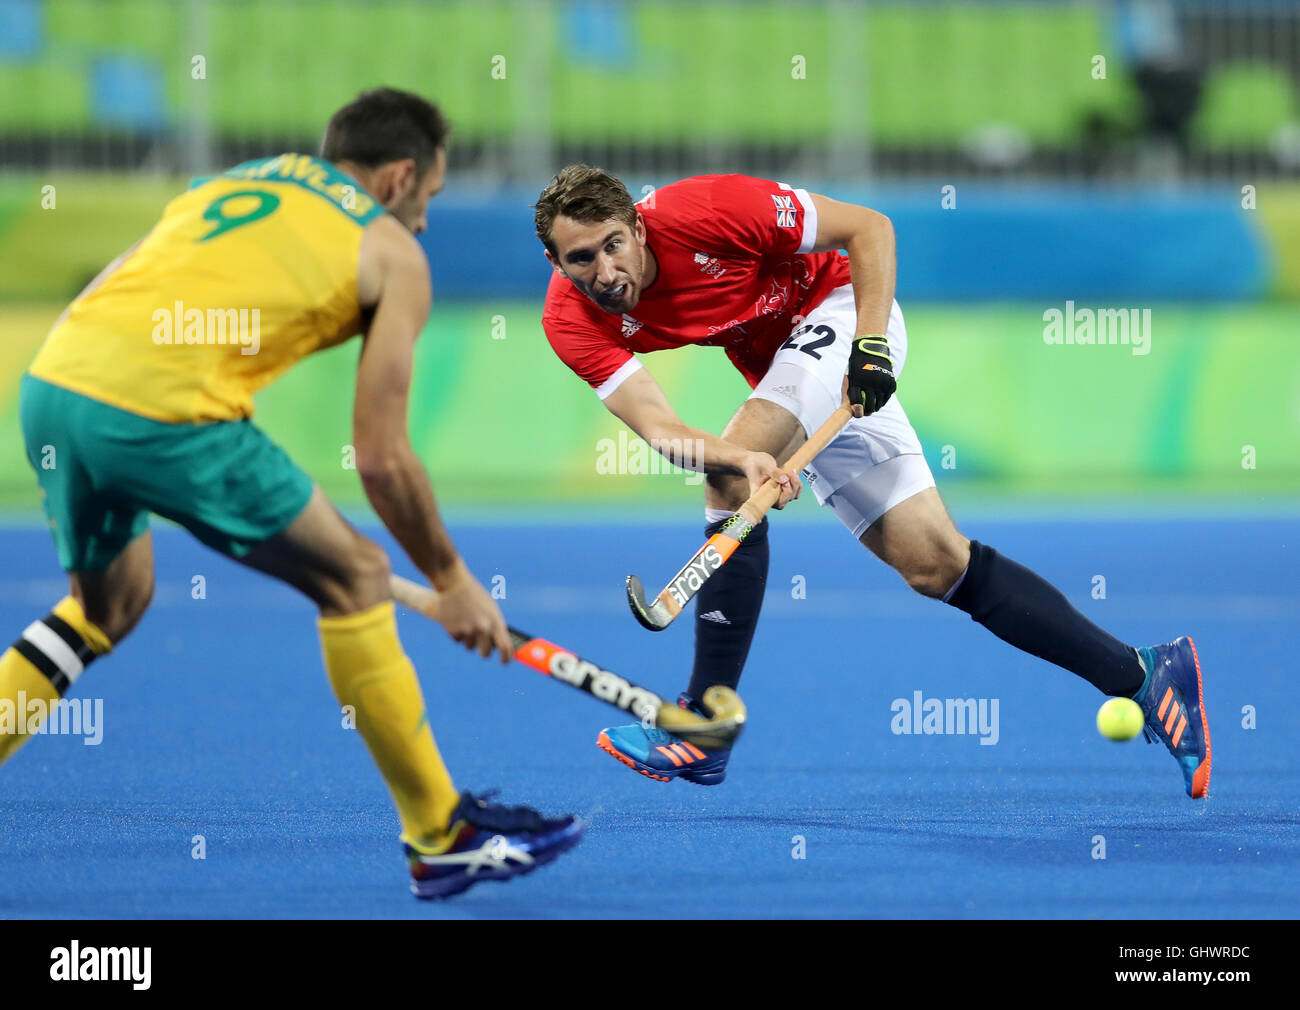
[1133,637,1212,799]
[596,694,733,786]
[404,790,584,899]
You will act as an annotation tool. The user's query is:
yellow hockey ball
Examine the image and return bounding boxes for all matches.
[1097,697,1144,741]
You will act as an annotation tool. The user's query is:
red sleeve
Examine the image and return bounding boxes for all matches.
[542,279,635,394]
[698,175,819,259]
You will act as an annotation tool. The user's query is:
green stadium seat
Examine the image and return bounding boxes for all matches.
[381,3,474,137]
[735,3,833,143]
[1193,61,1300,149]
[0,0,1160,154]
[863,3,1142,149]
[864,8,928,145]
[45,0,120,52]
[0,64,89,131]
[112,0,180,61]
[43,0,180,129]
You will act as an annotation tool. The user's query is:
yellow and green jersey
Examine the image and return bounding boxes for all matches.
[28,154,388,423]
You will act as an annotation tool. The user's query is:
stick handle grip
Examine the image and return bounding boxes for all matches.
[390,574,538,657]
[391,573,439,618]
[737,404,854,525]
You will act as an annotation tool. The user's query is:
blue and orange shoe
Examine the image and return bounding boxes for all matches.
[596,694,733,786]
[404,790,584,899]
[1133,637,1211,799]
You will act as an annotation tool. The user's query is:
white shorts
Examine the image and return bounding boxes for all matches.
[748,283,936,538]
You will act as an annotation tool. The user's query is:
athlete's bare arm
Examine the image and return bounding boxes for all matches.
[602,367,798,506]
[807,193,897,417]
[355,214,511,660]
[807,194,895,337]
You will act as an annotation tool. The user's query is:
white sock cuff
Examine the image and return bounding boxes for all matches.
[941,566,969,604]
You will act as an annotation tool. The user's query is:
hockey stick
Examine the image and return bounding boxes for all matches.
[390,574,747,747]
[627,402,854,632]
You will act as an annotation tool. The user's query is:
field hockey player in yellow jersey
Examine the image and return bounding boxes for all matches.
[2,88,583,900]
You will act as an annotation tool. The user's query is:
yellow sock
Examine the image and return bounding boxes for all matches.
[318,601,459,848]
[0,596,112,766]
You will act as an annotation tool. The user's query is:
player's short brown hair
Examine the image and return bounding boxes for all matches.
[534,165,638,255]
[321,88,450,178]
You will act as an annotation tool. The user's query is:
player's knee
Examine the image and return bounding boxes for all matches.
[337,537,391,613]
[900,563,948,599]
[358,539,392,588]
[897,535,970,599]
[81,574,153,644]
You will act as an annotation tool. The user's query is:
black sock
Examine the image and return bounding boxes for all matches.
[686,517,769,700]
[946,540,1144,696]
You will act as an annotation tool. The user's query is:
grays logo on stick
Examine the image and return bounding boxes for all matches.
[667,544,725,608]
[547,648,661,723]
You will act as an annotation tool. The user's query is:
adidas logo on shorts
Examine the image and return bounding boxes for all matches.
[699,610,730,624]
[772,383,799,401]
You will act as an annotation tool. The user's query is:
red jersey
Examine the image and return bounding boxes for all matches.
[542,174,851,397]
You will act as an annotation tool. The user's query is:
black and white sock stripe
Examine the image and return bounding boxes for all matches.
[12,614,96,696]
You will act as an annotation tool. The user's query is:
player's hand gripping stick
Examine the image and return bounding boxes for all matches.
[626,401,854,632]
[390,574,747,747]
[846,334,897,416]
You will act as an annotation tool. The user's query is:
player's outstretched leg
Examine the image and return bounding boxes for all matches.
[859,488,1146,696]
[942,538,1146,697]
[0,532,152,768]
[241,488,583,896]
[1132,637,1211,798]
[858,484,1209,797]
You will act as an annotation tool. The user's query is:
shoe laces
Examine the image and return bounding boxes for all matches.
[456,789,548,833]
[643,726,681,746]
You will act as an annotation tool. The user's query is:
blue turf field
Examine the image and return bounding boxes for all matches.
[1,510,1297,919]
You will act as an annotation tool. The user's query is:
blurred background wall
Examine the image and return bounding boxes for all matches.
[1,0,1297,509]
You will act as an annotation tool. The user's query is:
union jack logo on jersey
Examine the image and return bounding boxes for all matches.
[771,194,797,228]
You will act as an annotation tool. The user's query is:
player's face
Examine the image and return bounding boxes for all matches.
[548,215,647,314]
[387,148,447,235]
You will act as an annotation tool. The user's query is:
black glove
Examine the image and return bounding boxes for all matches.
[846,335,896,415]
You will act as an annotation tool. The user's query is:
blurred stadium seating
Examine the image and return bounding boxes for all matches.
[1,0,1298,180]
[1,0,1297,506]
